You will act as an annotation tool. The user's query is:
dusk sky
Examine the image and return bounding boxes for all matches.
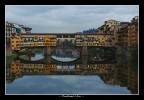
[5,5,139,33]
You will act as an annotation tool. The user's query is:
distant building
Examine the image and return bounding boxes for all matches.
[98,20,120,34]
[115,16,138,50]
[5,21,32,46]
[13,23,32,33]
[97,19,120,45]
[127,16,138,50]
[97,25,105,34]
[116,22,129,49]
[104,19,119,34]
[5,21,16,46]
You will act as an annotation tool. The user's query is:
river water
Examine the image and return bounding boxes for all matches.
[6,50,138,95]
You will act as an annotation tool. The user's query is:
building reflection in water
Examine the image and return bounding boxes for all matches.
[6,55,138,94]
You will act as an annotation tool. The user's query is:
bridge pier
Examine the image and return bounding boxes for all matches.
[45,56,51,64]
[82,46,88,56]
[82,56,88,65]
[44,46,51,56]
[115,45,123,55]
[82,56,88,74]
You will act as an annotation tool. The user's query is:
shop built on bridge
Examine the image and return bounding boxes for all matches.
[10,33,115,55]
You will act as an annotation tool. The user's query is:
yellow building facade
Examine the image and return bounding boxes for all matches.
[11,33,57,50]
[10,33,115,50]
[75,34,114,46]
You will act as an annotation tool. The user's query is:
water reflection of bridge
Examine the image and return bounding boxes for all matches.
[6,59,116,86]
[6,58,138,94]
[17,55,116,64]
[9,60,115,76]
[8,55,116,77]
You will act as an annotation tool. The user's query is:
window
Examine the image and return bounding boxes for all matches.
[63,35,69,38]
[70,35,75,38]
[57,35,62,38]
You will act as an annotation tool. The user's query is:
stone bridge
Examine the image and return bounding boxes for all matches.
[10,33,115,55]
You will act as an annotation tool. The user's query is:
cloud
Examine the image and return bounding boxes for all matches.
[5,5,139,33]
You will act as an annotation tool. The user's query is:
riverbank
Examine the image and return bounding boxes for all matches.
[6,54,18,59]
[19,48,44,55]
[6,48,44,60]
[19,49,33,55]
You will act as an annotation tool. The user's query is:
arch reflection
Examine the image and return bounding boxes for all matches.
[6,55,138,94]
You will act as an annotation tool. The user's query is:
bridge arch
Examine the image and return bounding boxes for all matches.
[57,39,62,46]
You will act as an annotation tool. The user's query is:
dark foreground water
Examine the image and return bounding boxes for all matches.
[6,51,138,95]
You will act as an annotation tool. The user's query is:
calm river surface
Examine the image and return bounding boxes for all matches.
[6,50,138,95]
